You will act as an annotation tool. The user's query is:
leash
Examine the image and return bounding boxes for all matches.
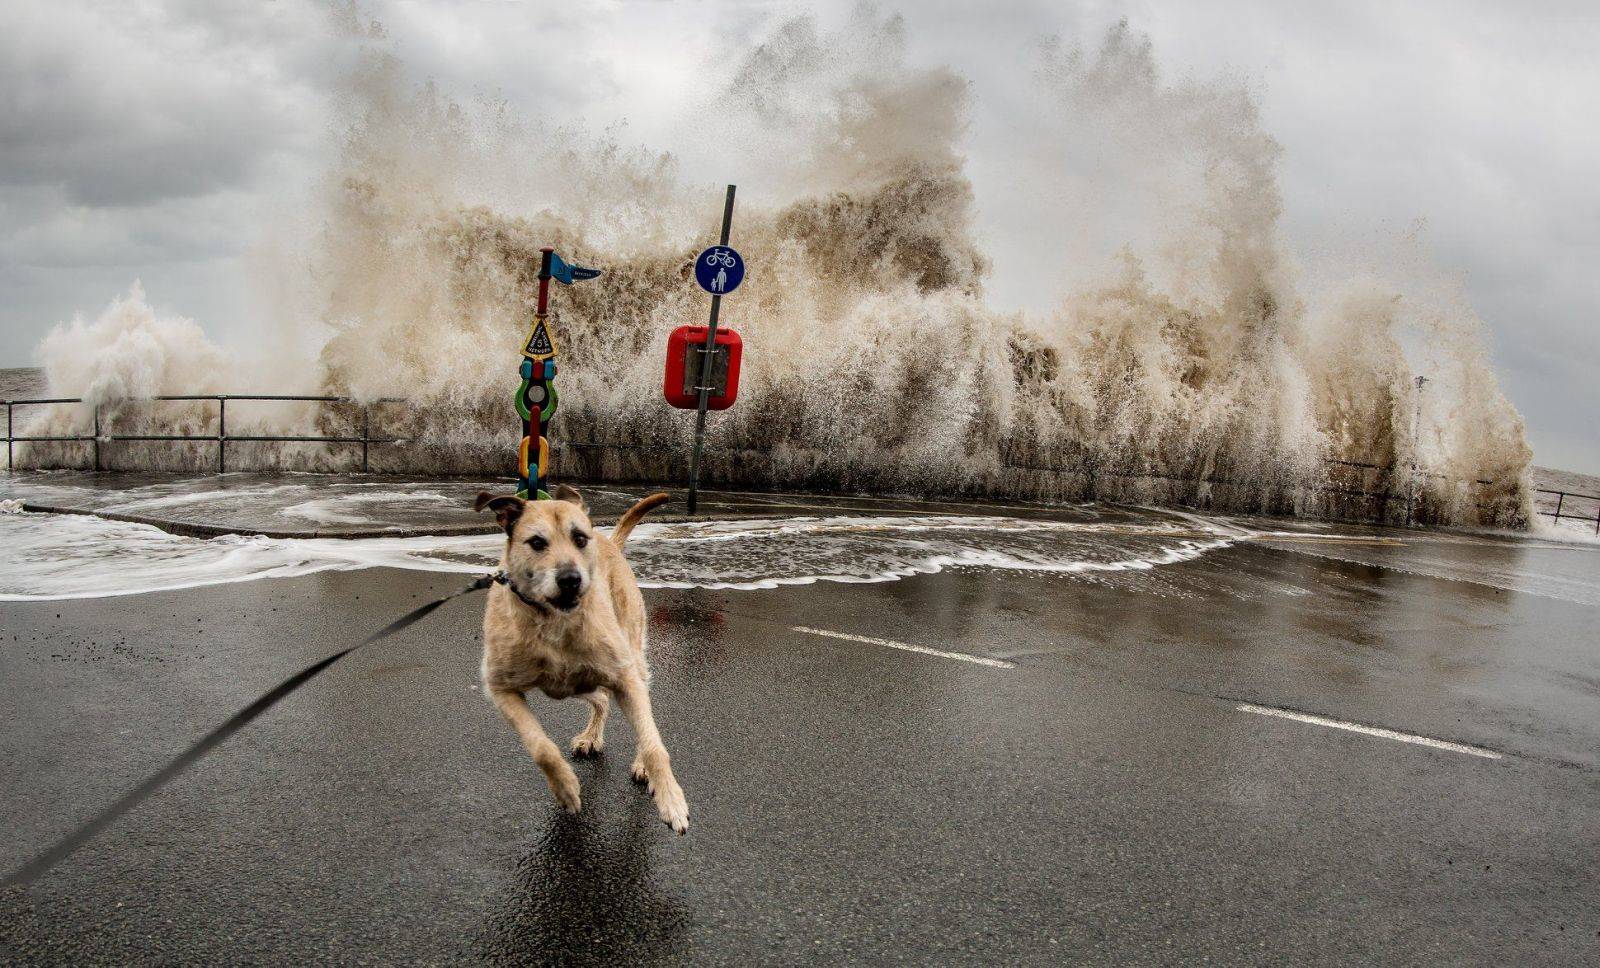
[1,572,498,889]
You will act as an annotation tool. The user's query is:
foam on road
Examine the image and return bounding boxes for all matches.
[0,503,1240,601]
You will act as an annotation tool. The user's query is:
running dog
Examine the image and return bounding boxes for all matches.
[473,485,687,833]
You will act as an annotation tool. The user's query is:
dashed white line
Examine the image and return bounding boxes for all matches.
[791,626,1015,669]
[1235,702,1503,759]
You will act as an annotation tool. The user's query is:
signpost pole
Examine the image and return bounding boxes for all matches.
[687,184,736,516]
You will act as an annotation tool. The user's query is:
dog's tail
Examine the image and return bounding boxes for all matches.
[611,493,670,548]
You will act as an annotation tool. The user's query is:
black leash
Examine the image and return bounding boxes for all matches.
[1,573,497,889]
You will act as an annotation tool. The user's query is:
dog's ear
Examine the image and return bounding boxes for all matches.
[551,484,585,510]
[474,492,525,534]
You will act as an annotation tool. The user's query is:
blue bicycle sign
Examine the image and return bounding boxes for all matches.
[694,245,745,295]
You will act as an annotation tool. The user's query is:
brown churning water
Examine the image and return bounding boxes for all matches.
[21,16,1533,528]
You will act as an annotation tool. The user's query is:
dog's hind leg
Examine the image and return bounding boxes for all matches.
[613,672,689,833]
[570,688,609,758]
[488,687,581,814]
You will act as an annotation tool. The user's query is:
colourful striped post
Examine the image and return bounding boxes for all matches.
[515,246,598,500]
[516,248,558,499]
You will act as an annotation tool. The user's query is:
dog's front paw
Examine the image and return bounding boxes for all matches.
[545,762,582,814]
[570,734,603,759]
[654,777,689,834]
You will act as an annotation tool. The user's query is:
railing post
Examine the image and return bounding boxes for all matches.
[361,404,370,474]
[217,396,226,473]
[6,401,12,472]
[1552,491,1564,523]
[92,405,100,471]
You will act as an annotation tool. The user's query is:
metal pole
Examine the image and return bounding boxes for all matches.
[536,248,553,316]
[687,184,736,517]
[217,397,226,473]
[6,402,11,471]
[1404,375,1427,527]
[361,404,371,474]
[1553,491,1564,523]
[92,405,100,472]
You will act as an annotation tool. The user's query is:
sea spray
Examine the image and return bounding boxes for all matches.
[20,13,1533,527]
[23,286,342,472]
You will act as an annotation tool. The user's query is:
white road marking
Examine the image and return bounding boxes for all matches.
[1235,703,1503,759]
[791,626,1015,669]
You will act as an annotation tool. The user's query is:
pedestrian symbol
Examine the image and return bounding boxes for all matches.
[694,245,745,295]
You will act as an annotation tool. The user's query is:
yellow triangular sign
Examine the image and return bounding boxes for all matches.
[522,317,557,361]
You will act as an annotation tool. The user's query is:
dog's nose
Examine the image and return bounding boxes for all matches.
[556,570,583,593]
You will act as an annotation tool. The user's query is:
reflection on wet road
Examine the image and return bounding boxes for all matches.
[481,774,690,963]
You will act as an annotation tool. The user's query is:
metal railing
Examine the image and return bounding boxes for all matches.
[1536,487,1600,535]
[4,394,404,473]
[996,452,1503,522]
[3,393,1564,530]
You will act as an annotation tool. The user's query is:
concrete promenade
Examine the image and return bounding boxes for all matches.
[1,475,1597,964]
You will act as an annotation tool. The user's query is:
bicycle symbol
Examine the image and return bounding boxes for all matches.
[703,249,738,269]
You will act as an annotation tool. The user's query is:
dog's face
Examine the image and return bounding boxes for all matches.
[475,485,596,613]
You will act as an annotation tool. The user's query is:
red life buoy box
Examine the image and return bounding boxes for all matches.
[664,325,742,410]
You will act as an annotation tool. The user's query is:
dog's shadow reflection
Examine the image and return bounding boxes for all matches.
[482,759,690,965]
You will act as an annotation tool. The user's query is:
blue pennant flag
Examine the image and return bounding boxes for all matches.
[549,251,601,286]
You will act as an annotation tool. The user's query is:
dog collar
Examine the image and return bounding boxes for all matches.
[492,570,553,614]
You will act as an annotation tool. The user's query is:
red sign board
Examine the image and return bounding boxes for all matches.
[664,325,742,410]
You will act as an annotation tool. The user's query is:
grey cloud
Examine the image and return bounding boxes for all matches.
[0,185,253,269]
[0,2,334,209]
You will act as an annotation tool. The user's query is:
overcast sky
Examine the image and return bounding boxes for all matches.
[2,0,1597,472]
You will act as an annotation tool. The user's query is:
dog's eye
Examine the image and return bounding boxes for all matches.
[572,531,589,549]
[527,535,548,552]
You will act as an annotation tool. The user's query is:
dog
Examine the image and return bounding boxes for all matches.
[473,484,688,833]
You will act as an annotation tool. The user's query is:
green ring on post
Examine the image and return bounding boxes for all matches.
[514,380,533,422]
[516,379,557,423]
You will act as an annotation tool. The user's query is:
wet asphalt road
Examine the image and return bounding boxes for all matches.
[2,536,1599,965]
